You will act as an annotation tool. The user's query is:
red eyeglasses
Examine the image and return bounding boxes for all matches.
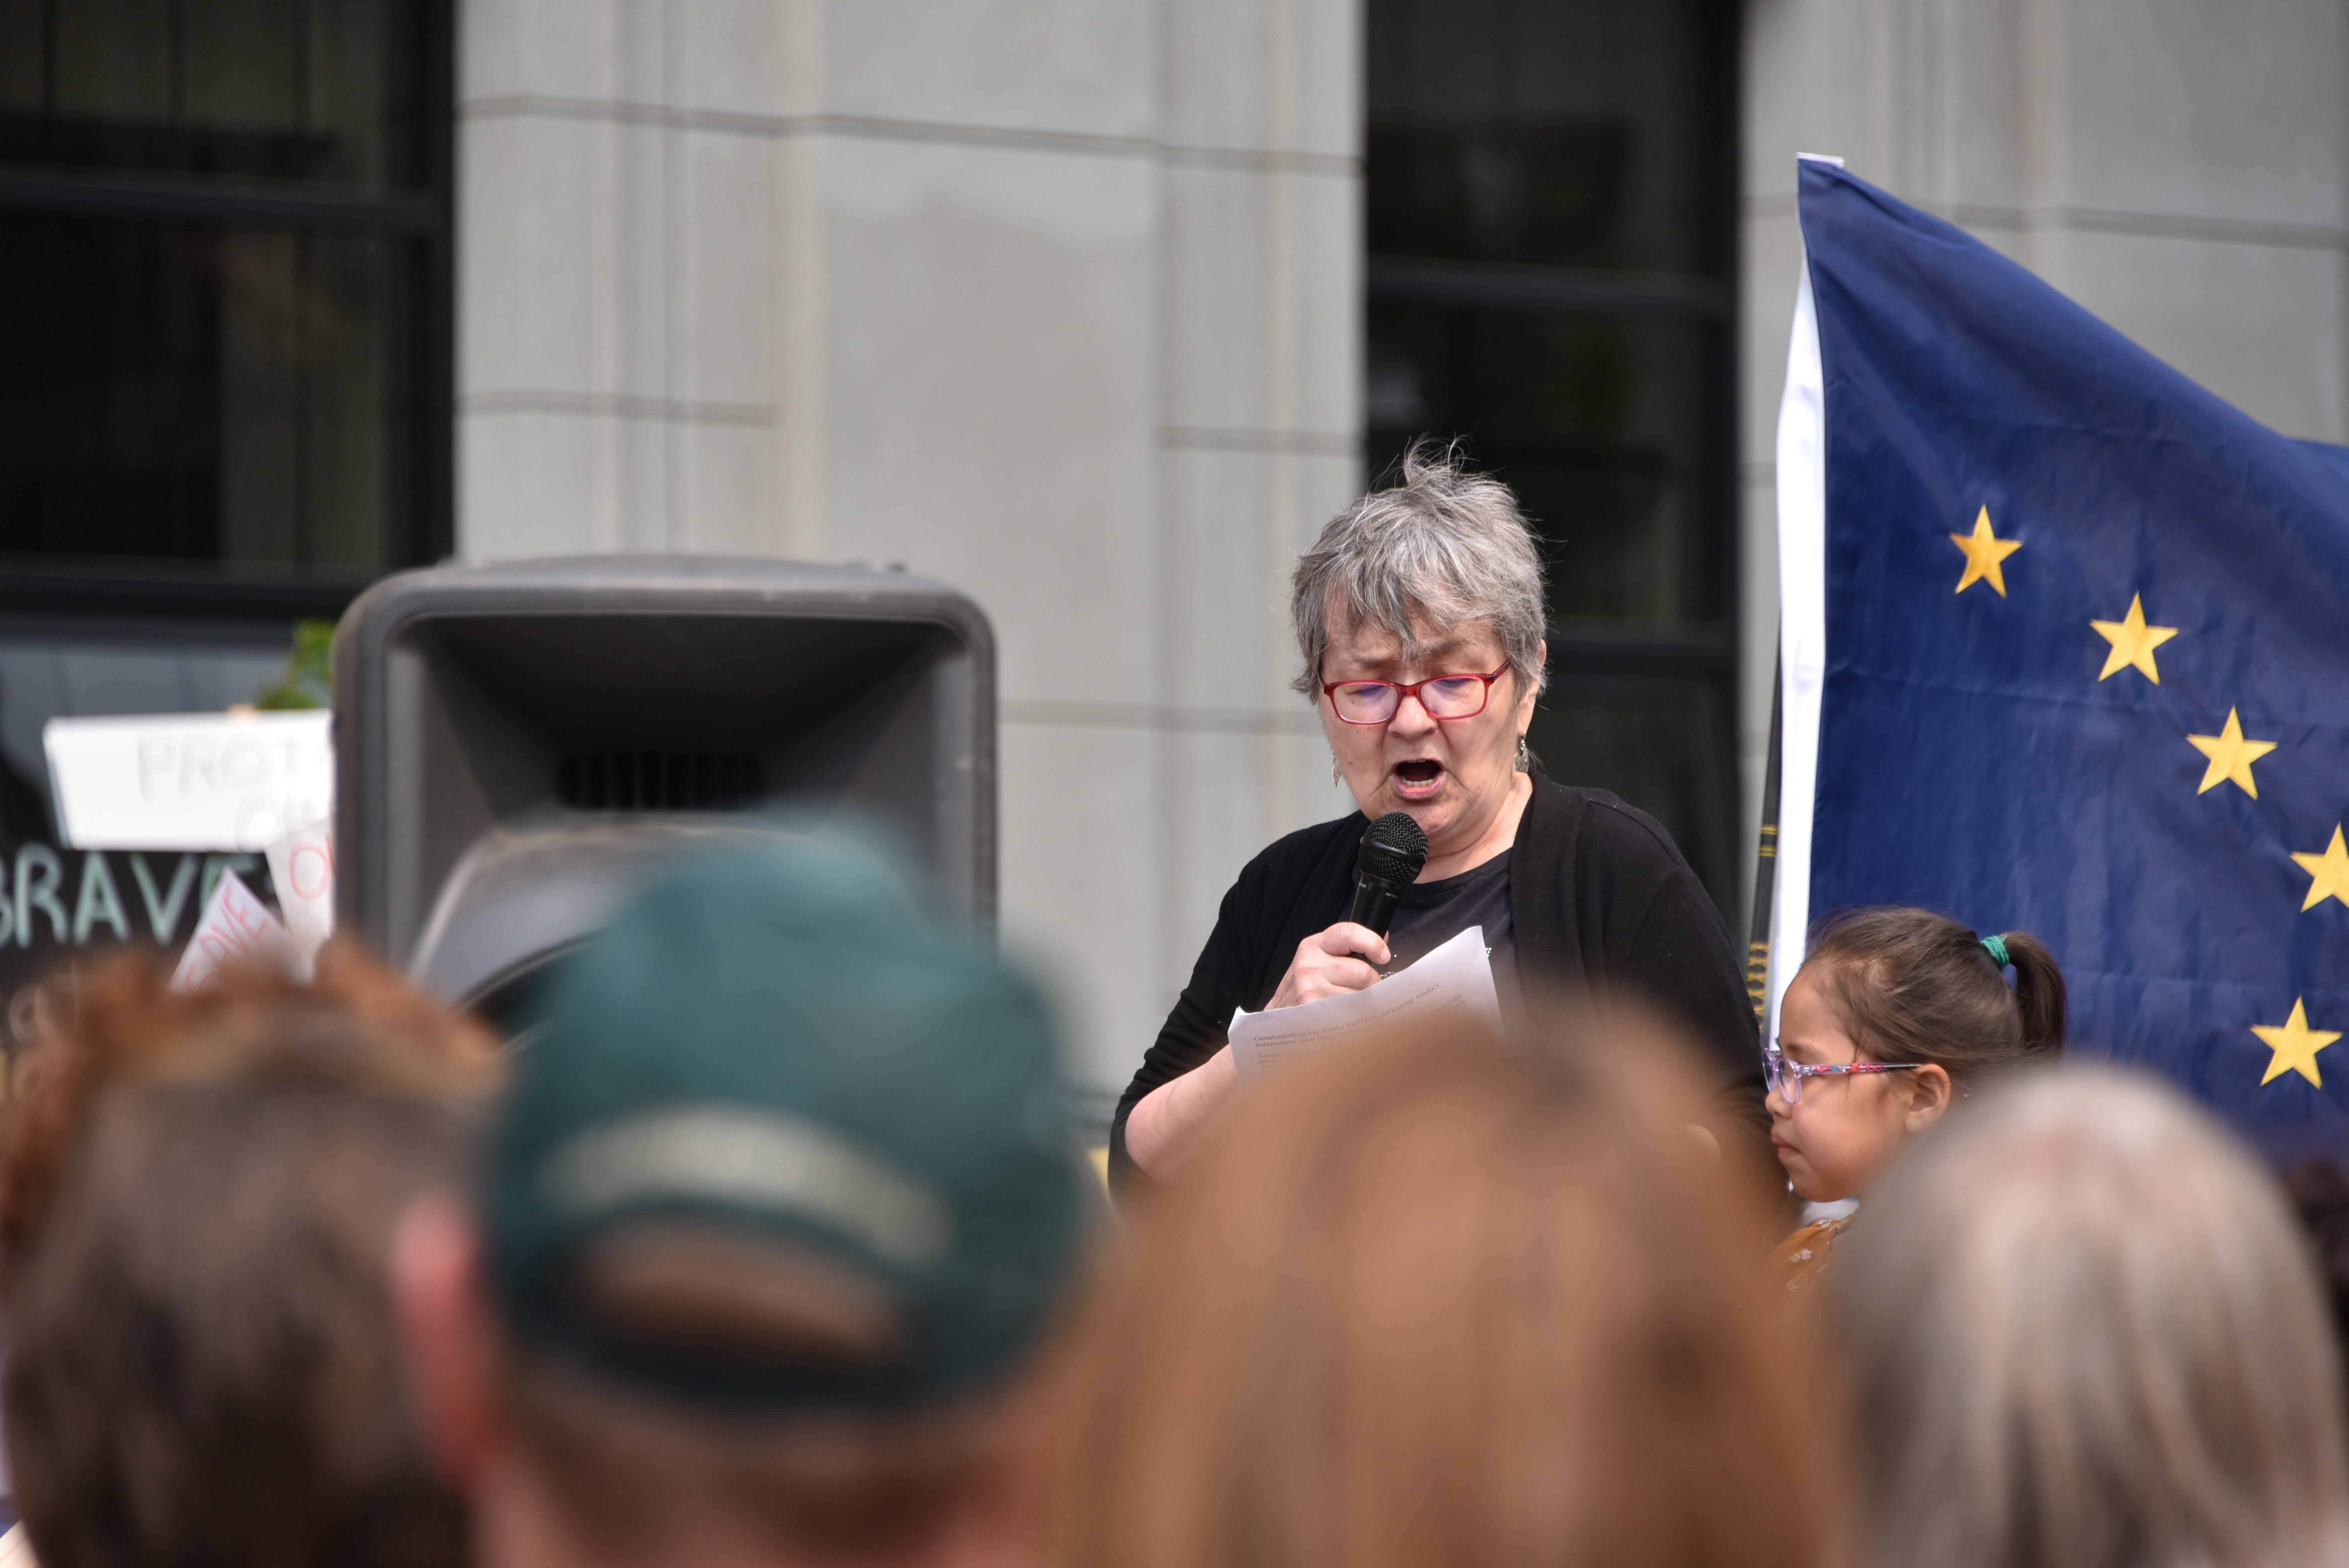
[1320,662,1510,725]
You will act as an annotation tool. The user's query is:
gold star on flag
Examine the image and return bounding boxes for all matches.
[2089,594,2179,683]
[1949,506,2023,597]
[2254,998,2340,1088]
[2186,708,2278,798]
[2294,825,2349,912]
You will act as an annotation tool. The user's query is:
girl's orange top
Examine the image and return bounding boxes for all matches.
[1773,1215,1851,1302]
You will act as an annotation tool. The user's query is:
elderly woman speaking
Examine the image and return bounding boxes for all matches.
[1113,449,1767,1186]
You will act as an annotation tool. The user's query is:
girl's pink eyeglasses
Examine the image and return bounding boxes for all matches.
[1764,1042,1921,1105]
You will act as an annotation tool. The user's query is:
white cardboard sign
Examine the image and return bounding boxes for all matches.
[264,820,335,959]
[44,711,332,852]
[169,871,308,991]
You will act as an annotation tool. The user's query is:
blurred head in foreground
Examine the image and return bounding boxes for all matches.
[1034,1006,1843,1568]
[1838,1068,2349,1568]
[396,836,1087,1568]
[0,946,502,1568]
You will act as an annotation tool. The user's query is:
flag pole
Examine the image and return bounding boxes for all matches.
[1745,650,1783,1026]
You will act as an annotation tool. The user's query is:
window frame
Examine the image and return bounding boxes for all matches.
[1362,0,1744,920]
[0,0,454,624]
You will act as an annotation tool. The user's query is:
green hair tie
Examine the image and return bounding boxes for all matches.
[1981,934,2011,969]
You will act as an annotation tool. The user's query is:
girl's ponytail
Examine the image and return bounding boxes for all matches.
[1997,930,2067,1057]
[1805,909,2068,1090]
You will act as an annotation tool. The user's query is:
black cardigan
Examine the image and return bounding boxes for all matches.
[1109,775,1768,1189]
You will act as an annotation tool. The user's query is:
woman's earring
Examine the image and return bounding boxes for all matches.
[1331,755,1343,786]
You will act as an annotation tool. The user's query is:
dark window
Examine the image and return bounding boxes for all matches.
[0,0,451,618]
[1366,0,1740,916]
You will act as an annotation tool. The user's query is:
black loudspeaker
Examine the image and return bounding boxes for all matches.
[333,556,994,1021]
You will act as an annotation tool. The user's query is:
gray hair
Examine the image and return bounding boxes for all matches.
[1838,1069,2349,1568]
[1290,445,1549,714]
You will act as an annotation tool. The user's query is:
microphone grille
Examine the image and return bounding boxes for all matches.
[1358,811,1429,884]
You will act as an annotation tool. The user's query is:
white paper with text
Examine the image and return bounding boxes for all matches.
[1228,925,1501,1083]
[170,870,308,991]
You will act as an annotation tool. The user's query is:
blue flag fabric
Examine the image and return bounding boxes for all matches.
[1790,160,2349,1164]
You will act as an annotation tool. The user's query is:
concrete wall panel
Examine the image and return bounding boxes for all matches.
[673,130,781,410]
[463,0,623,103]
[2064,0,2347,229]
[998,720,1164,1092]
[1162,164,1360,438]
[2062,231,2346,443]
[1160,0,1356,156]
[820,0,1154,138]
[460,114,619,402]
[810,139,1157,707]
[460,410,620,556]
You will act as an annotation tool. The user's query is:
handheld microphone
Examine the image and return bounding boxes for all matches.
[1348,811,1429,940]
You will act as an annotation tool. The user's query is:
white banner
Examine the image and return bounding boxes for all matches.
[44,711,332,852]
[1765,154,1840,1048]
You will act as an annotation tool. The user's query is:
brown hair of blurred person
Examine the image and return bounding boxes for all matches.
[1032,1005,1846,1568]
[478,1320,1016,1564]
[0,944,503,1568]
[1838,1068,2349,1568]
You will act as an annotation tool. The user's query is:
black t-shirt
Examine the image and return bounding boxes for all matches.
[1385,848,1514,975]
[1110,776,1766,1194]
[1383,849,1518,1023]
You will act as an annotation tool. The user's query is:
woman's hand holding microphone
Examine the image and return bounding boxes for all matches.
[1127,919,1393,1176]
[1266,923,1391,1009]
[1129,814,1426,1177]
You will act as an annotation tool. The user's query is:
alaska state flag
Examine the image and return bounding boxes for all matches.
[1768,160,2349,1164]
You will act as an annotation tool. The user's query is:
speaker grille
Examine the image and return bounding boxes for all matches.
[558,751,764,812]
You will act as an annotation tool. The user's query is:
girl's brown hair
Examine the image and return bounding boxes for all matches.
[1032,1006,1846,1568]
[1803,907,2066,1086]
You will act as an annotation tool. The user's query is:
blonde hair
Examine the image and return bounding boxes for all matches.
[1034,1008,1844,1568]
[1839,1067,2349,1568]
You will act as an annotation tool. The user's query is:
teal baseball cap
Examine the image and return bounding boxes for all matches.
[483,833,1086,1413]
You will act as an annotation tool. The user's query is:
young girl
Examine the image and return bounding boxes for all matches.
[1769,907,2066,1295]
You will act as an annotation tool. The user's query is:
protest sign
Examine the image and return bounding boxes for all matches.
[264,821,334,960]
[45,710,331,853]
[169,871,307,991]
